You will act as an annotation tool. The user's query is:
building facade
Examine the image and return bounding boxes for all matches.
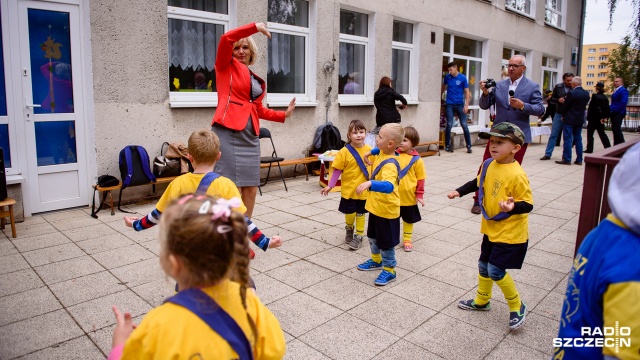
[580,43,619,94]
[1,0,583,217]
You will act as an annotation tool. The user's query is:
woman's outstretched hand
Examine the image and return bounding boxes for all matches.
[256,22,271,39]
[285,97,297,118]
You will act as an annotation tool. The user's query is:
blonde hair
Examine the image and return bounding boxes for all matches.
[160,195,257,340]
[381,123,405,146]
[233,36,258,66]
[188,129,219,164]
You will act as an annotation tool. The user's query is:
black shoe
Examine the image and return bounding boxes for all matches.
[445,147,453,153]
[584,150,593,154]
[573,161,583,166]
[540,156,551,160]
[509,302,527,330]
[555,160,571,165]
[467,147,472,153]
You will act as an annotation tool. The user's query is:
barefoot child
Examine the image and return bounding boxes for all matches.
[110,196,286,359]
[396,126,426,251]
[447,122,532,330]
[320,120,372,250]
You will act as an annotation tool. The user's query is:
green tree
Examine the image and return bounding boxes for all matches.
[606,0,640,92]
[606,35,640,93]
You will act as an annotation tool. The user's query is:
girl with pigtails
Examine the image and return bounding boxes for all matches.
[108,196,286,360]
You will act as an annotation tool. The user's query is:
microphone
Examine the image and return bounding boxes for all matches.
[509,90,515,110]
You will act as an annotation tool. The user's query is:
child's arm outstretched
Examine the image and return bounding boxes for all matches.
[124,208,162,231]
[247,217,282,250]
[320,169,343,196]
[363,148,379,165]
[447,178,479,199]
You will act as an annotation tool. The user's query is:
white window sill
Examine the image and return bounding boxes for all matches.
[338,101,374,107]
[396,100,419,106]
[451,125,484,134]
[544,22,565,32]
[169,100,217,108]
[7,174,25,185]
[268,101,318,108]
[505,7,535,21]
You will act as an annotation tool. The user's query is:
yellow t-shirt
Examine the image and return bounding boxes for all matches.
[478,161,532,244]
[365,152,400,219]
[330,144,372,200]
[398,153,426,206]
[121,280,286,360]
[155,173,247,214]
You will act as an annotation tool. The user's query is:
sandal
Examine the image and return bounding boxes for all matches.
[403,242,413,252]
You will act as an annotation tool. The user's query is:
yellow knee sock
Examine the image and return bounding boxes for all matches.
[383,266,396,274]
[355,213,365,235]
[345,213,355,229]
[371,253,382,263]
[473,274,493,305]
[495,273,521,311]
[403,222,414,244]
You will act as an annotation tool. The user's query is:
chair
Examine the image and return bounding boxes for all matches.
[0,198,16,238]
[258,127,287,195]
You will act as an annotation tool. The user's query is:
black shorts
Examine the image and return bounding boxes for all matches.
[367,213,400,250]
[400,205,421,223]
[479,235,529,270]
[338,198,367,214]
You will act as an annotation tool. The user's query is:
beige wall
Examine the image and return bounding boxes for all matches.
[581,43,619,94]
[87,0,582,201]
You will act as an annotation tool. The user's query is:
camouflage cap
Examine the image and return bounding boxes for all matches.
[478,122,525,145]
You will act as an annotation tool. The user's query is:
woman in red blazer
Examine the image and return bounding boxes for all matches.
[211,22,295,217]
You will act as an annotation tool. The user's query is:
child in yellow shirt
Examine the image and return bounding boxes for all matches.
[109,196,286,360]
[396,126,426,252]
[320,120,372,250]
[356,123,404,286]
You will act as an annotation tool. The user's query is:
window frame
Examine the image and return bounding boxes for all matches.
[266,0,317,107]
[586,81,594,86]
[338,8,375,106]
[505,0,535,19]
[167,4,231,108]
[599,48,607,52]
[586,73,595,78]
[599,56,608,61]
[587,65,595,69]
[588,56,595,61]
[541,55,559,93]
[588,48,596,53]
[0,7,18,176]
[502,47,528,79]
[391,19,418,103]
[544,0,565,29]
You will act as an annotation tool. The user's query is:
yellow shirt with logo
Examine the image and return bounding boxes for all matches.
[331,144,372,200]
[478,161,532,244]
[365,152,400,219]
[121,280,286,360]
[398,152,426,206]
[155,173,247,214]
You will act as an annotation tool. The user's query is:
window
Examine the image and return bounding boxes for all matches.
[267,0,315,106]
[541,56,558,93]
[587,73,594,78]
[545,0,564,28]
[501,47,526,77]
[167,0,229,108]
[506,0,533,16]
[339,9,372,103]
[598,64,607,69]
[587,65,595,69]
[391,20,417,99]
[443,33,484,126]
[600,48,607,52]
[588,57,595,61]
[0,14,17,175]
[599,56,608,61]
[588,48,596,53]
[598,73,607,77]
[586,81,594,86]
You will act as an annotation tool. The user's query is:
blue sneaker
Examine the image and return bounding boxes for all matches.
[357,259,382,271]
[374,270,396,286]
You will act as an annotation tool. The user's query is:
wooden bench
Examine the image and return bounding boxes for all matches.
[259,156,319,181]
[415,141,441,157]
[93,176,177,216]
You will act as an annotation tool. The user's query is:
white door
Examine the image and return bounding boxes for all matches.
[17,1,88,213]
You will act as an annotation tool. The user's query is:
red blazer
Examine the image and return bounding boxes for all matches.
[211,23,285,135]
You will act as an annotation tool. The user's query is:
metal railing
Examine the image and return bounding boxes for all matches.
[576,139,640,254]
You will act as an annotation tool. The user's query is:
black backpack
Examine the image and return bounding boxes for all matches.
[118,145,156,213]
[314,123,345,154]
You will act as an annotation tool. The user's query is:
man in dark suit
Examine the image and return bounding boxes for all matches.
[540,72,574,160]
[471,55,545,214]
[556,76,590,165]
[585,82,611,153]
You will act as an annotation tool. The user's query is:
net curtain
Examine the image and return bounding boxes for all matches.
[169,19,221,72]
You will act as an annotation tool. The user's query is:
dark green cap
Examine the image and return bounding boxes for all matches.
[479,122,525,145]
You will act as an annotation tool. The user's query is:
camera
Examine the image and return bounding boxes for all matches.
[484,79,496,89]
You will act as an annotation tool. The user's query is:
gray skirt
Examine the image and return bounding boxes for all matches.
[212,118,260,187]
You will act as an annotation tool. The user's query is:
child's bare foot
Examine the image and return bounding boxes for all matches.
[268,236,283,248]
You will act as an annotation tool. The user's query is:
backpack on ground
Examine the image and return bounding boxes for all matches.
[118,145,156,213]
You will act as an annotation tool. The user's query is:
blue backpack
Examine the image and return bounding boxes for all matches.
[117,145,156,213]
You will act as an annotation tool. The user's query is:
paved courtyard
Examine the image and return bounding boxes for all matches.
[0,130,637,359]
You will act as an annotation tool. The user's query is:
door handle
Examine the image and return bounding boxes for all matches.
[26,103,41,108]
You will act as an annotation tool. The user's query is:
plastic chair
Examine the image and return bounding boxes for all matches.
[258,128,287,195]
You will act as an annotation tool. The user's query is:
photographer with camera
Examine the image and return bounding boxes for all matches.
[470,55,544,214]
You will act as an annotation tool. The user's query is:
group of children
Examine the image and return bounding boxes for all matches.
[108,120,537,358]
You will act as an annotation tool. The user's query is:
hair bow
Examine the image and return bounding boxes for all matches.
[210,197,242,222]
